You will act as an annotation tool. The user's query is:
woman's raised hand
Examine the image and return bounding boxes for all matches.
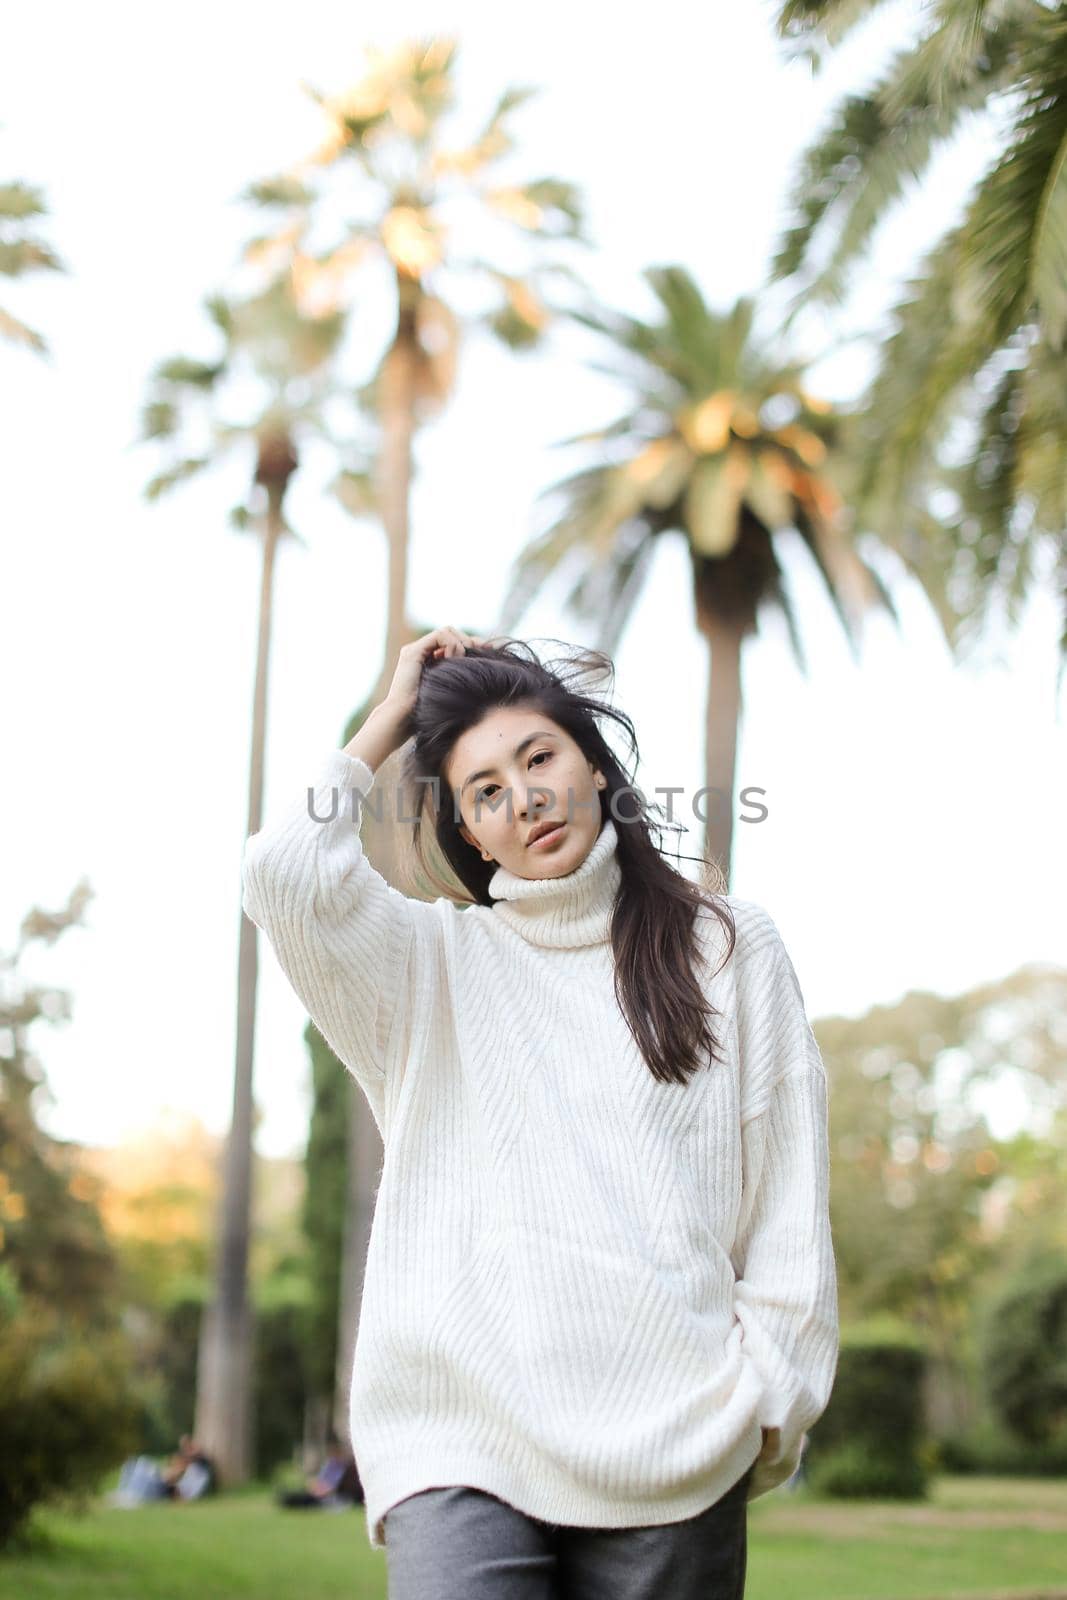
[383,626,484,727]
[342,629,487,773]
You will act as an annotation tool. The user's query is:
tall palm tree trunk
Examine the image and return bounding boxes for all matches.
[334,276,421,1439]
[195,480,285,1482]
[697,604,745,891]
[372,274,420,704]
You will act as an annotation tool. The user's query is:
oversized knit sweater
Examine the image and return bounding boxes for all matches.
[241,747,839,1550]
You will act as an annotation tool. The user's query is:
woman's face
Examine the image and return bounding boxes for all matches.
[446,707,605,880]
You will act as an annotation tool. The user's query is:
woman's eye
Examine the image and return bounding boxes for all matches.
[476,753,549,802]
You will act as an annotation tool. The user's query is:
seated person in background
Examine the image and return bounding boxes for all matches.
[111,1436,216,1506]
[277,1436,364,1509]
[162,1435,217,1502]
[159,1435,195,1496]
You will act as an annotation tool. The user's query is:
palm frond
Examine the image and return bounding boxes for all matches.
[0,237,63,277]
[499,451,661,631]
[776,0,896,54]
[469,84,539,167]
[0,180,49,220]
[517,177,586,241]
[495,508,600,634]
[566,520,659,655]
[151,356,225,391]
[0,305,46,352]
[532,460,618,508]
[953,359,1025,562]
[854,549,902,630]
[204,294,235,338]
[850,225,1002,519]
[240,175,315,209]
[1015,337,1067,528]
[548,412,649,449]
[758,537,810,677]
[1029,124,1067,347]
[566,302,670,370]
[144,457,211,501]
[958,16,1067,347]
[981,348,1067,631]
[643,267,738,389]
[770,24,1015,305]
[140,399,178,441]
[852,10,1067,519]
[876,0,1029,120]
[331,467,378,518]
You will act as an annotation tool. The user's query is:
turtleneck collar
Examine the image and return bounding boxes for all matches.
[487,815,622,949]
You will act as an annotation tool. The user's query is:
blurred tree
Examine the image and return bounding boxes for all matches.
[140,269,349,1483]
[0,882,119,1326]
[818,960,1067,1433]
[0,173,64,356]
[0,903,145,1517]
[299,1013,348,1454]
[0,1294,138,1547]
[242,38,587,1438]
[243,37,586,705]
[496,273,896,884]
[772,0,1067,676]
[78,1114,218,1309]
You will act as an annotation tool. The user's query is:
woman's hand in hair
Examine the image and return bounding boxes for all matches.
[381,627,484,732]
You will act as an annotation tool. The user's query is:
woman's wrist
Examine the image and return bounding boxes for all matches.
[342,701,409,774]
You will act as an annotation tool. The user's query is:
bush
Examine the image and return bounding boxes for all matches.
[806,1438,927,1498]
[145,1276,313,1477]
[253,1283,313,1474]
[936,1415,1067,1477]
[807,1317,930,1499]
[979,1252,1067,1449]
[0,1301,139,1546]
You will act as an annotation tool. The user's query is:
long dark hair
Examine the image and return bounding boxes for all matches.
[397,637,736,1088]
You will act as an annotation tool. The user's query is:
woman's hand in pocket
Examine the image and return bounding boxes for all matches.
[758,1425,781,1463]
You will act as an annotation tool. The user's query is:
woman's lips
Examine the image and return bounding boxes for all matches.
[529,823,566,848]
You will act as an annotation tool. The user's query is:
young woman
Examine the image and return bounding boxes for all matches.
[242,627,839,1599]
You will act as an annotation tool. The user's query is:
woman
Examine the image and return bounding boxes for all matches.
[242,628,839,1599]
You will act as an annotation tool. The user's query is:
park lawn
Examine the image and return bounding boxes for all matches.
[1,1475,1065,1600]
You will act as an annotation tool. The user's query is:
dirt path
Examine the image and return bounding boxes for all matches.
[761,1503,1067,1537]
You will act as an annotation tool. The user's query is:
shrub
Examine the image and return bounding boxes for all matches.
[979,1253,1067,1449]
[807,1317,930,1499]
[146,1276,313,1477]
[806,1438,927,1498]
[253,1284,313,1474]
[0,1301,139,1546]
[936,1415,1067,1476]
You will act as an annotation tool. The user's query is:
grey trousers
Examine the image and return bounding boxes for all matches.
[383,1459,756,1599]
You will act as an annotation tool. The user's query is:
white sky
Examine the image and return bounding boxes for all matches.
[3,0,1064,1159]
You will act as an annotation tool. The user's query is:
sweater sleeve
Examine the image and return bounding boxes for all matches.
[241,747,443,1114]
[728,904,839,1499]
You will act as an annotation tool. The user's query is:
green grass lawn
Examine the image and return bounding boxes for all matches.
[2,1475,1065,1599]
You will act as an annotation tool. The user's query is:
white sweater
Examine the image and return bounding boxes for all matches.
[241,747,839,1550]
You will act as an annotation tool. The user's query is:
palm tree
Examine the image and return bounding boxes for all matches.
[244,37,587,706]
[141,270,349,1483]
[771,0,1067,672]
[240,37,588,1437]
[0,176,64,354]
[496,269,896,886]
